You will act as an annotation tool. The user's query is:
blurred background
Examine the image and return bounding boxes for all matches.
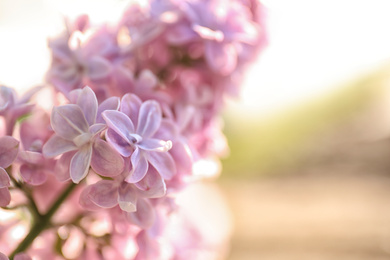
[2,0,390,259]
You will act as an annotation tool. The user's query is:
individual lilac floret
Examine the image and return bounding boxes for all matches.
[47,22,116,96]
[17,110,55,185]
[0,85,41,135]
[0,136,19,207]
[102,94,176,183]
[167,0,260,75]
[43,87,124,183]
[81,165,165,228]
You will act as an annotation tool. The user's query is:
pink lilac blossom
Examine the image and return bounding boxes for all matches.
[0,0,266,258]
[42,87,124,183]
[0,136,19,207]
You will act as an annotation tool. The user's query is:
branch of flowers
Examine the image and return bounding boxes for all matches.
[8,181,77,259]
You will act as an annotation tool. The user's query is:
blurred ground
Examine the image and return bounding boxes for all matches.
[219,66,390,259]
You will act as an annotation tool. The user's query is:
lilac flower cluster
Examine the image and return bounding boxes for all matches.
[0,0,266,259]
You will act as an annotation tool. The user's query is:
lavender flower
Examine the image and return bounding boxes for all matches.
[167,0,260,75]
[0,86,41,135]
[103,93,176,183]
[0,136,19,207]
[43,87,124,183]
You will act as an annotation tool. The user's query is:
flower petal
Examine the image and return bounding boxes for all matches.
[137,70,158,90]
[124,198,155,229]
[0,187,11,207]
[136,166,166,198]
[51,104,89,140]
[0,252,8,260]
[118,182,137,212]
[137,100,161,138]
[0,136,19,168]
[88,180,118,208]
[102,110,135,142]
[18,151,45,165]
[127,147,148,183]
[77,86,98,126]
[205,41,237,75]
[86,56,112,80]
[42,134,77,158]
[79,185,102,211]
[20,165,47,186]
[0,86,14,111]
[120,93,142,125]
[0,167,10,188]
[70,145,92,183]
[14,252,32,260]
[89,123,106,136]
[96,96,120,124]
[54,152,75,182]
[138,139,172,152]
[105,129,133,157]
[166,24,197,44]
[170,140,193,173]
[68,89,82,103]
[147,151,176,180]
[91,139,124,177]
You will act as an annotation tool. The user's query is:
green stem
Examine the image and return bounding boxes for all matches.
[8,173,41,219]
[9,182,77,259]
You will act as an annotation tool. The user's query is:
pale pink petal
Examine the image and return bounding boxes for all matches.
[120,94,142,124]
[77,86,98,126]
[170,140,193,173]
[138,139,172,152]
[51,104,89,140]
[68,89,82,103]
[18,151,45,165]
[0,167,10,188]
[70,145,92,183]
[0,86,14,111]
[54,151,74,182]
[137,70,158,90]
[18,85,43,104]
[14,253,32,260]
[128,147,148,183]
[147,151,176,180]
[12,104,35,120]
[19,110,51,151]
[0,187,11,207]
[91,139,124,177]
[135,230,161,260]
[136,100,161,138]
[86,56,112,80]
[79,185,101,211]
[136,167,166,198]
[0,136,19,168]
[125,198,155,229]
[102,110,135,142]
[88,180,118,208]
[42,134,77,158]
[118,182,137,212]
[205,41,237,75]
[96,97,120,124]
[20,165,47,186]
[166,24,197,44]
[0,252,8,260]
[105,129,133,157]
[89,123,106,136]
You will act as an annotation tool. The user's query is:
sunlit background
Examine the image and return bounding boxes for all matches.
[2,0,390,259]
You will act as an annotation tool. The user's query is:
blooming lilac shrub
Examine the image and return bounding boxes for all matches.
[0,0,266,259]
